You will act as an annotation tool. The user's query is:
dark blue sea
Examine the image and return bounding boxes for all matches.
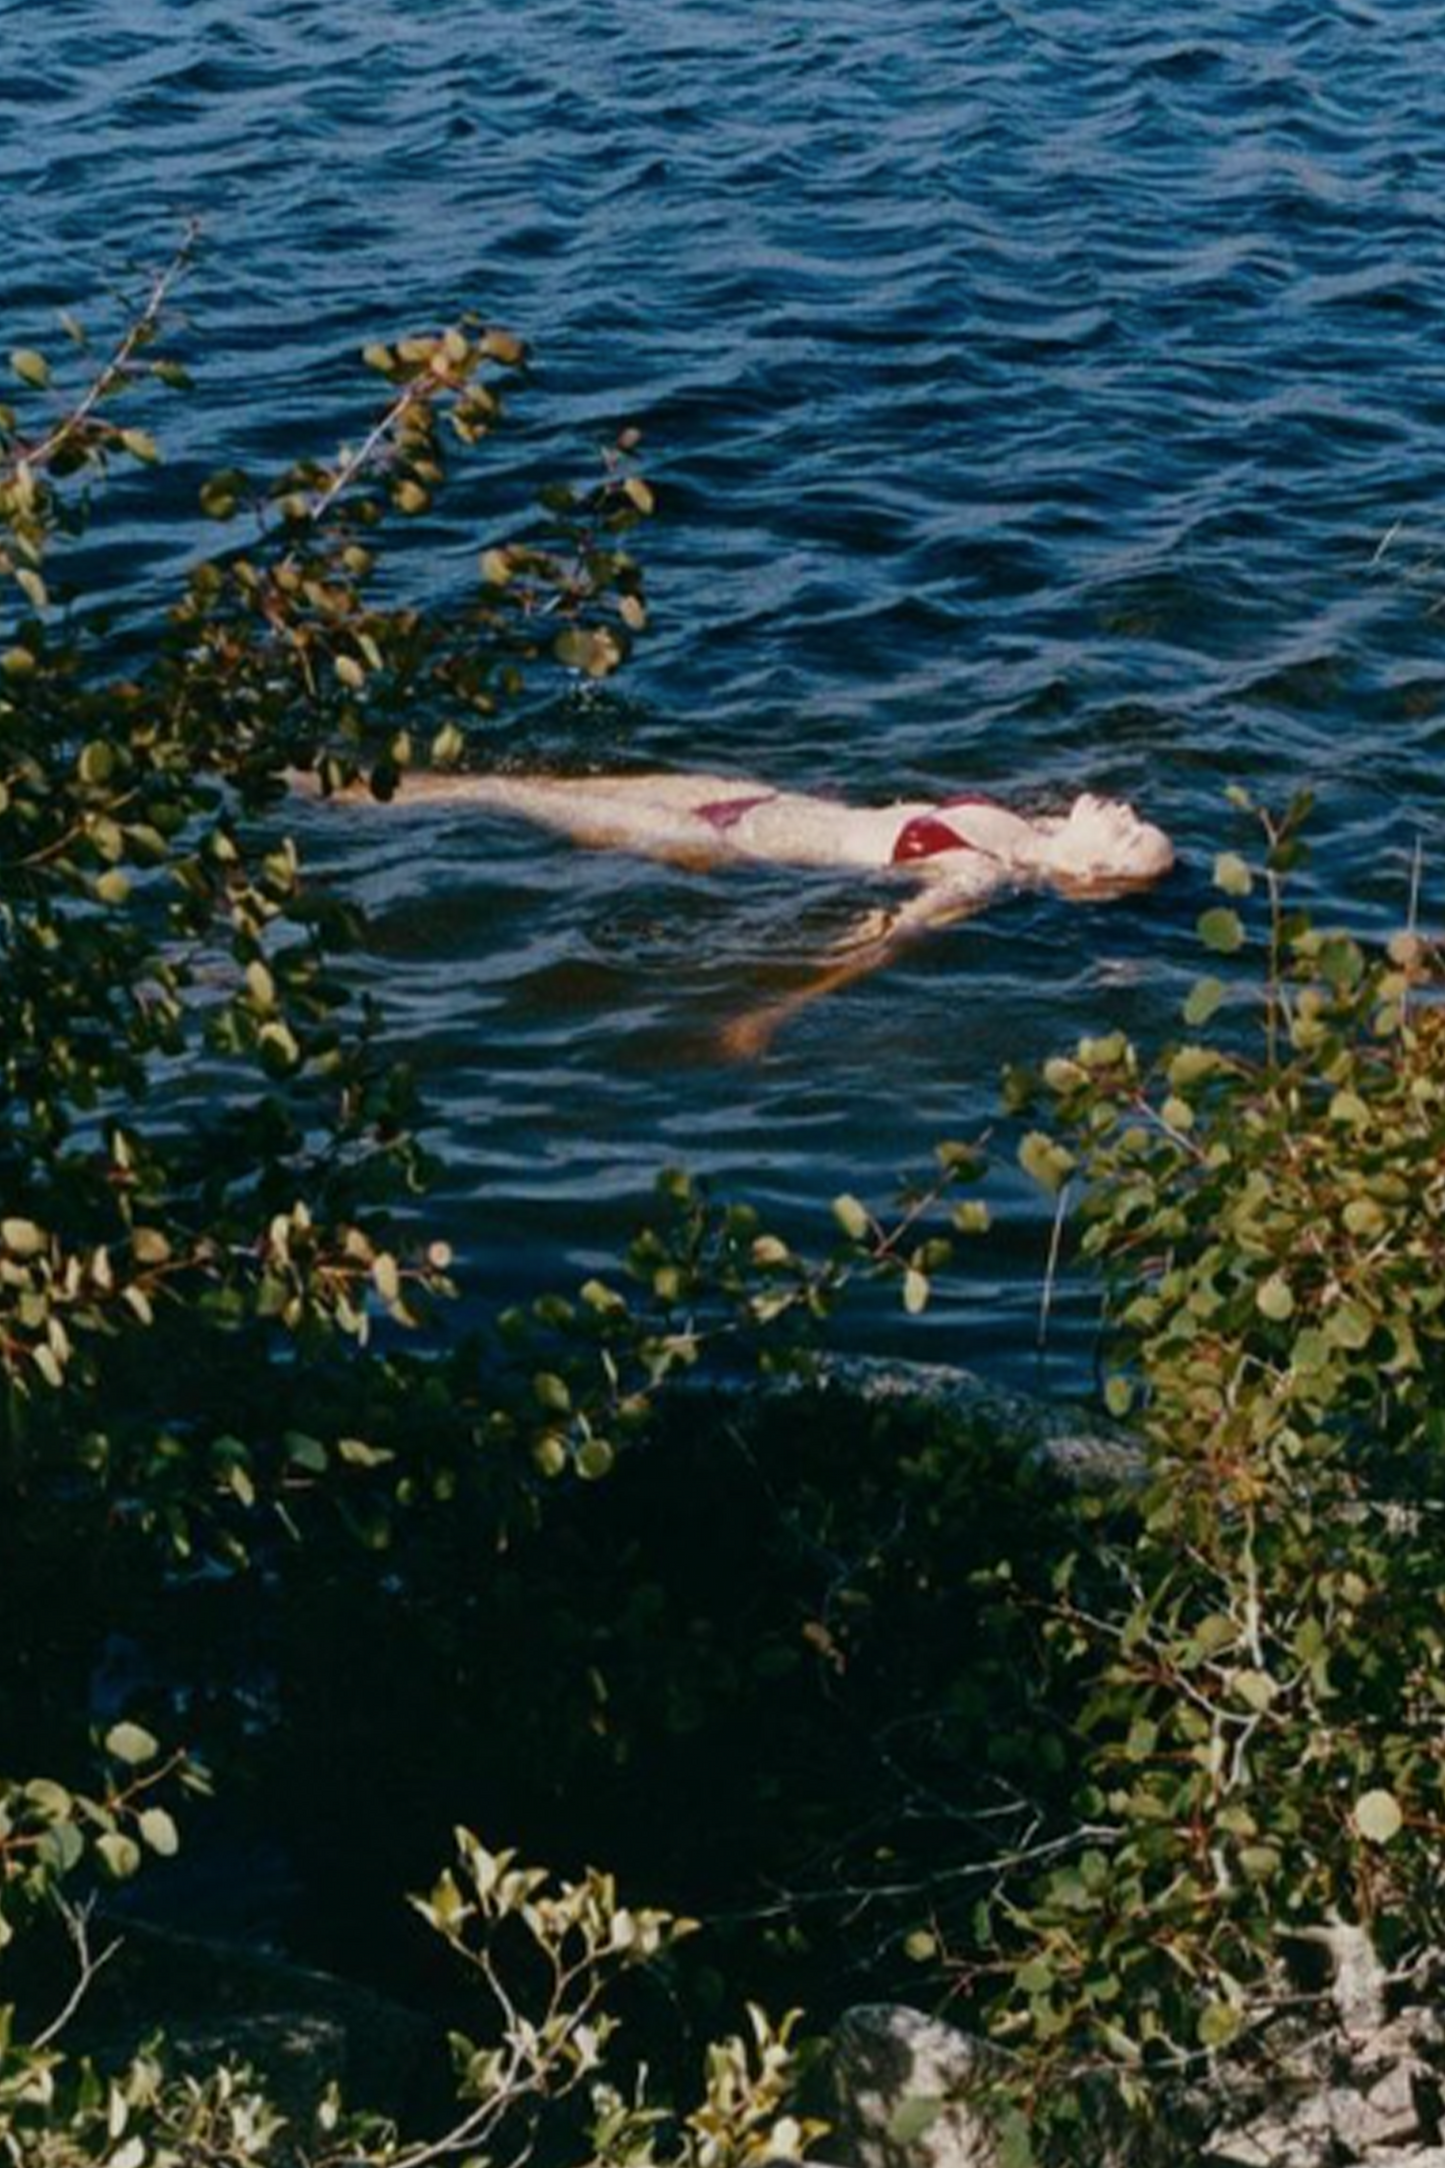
[6,0,1445,1382]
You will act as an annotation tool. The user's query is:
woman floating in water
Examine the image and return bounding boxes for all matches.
[308,767,1174,1056]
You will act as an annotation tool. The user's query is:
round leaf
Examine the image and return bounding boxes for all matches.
[1354,1789,1403,1845]
[139,1807,180,1857]
[105,1721,159,1766]
[1256,1274,1295,1323]
[1183,976,1226,1027]
[1198,908,1245,955]
[832,1193,870,1242]
[1197,2002,1242,2049]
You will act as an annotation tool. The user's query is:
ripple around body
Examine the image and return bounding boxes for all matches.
[6,0,1445,1371]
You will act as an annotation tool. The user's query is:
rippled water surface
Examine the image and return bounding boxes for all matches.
[7,0,1445,1377]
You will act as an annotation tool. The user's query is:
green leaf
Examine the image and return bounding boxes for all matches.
[1018,1132,1075,1195]
[37,1820,84,1876]
[533,1372,572,1415]
[576,1439,615,1481]
[1183,976,1226,1027]
[104,1721,159,1766]
[1320,935,1365,993]
[902,1268,930,1316]
[1354,1789,1403,1845]
[480,328,526,367]
[888,2097,945,2146]
[1198,907,1245,955]
[832,1193,871,1242]
[533,1434,568,1478]
[139,1807,180,1857]
[1124,1716,1156,1760]
[998,2111,1037,2168]
[1256,1273,1295,1322]
[1193,1613,1237,1656]
[78,740,116,786]
[1326,1301,1374,1351]
[24,1778,73,1817]
[284,1432,329,1473]
[1291,1328,1331,1375]
[10,348,50,389]
[96,1832,142,1880]
[15,566,48,613]
[337,1437,395,1468]
[1213,852,1253,898]
[1197,2002,1242,2049]
[199,476,240,519]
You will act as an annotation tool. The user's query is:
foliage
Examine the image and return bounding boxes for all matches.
[0,233,656,1601]
[0,247,989,2165]
[0,1731,205,1956]
[0,1833,818,2168]
[981,790,1445,2150]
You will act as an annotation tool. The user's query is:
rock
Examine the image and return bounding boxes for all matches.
[161,2012,349,2123]
[1360,2052,1420,2136]
[73,1917,441,2124]
[788,1356,1145,1489]
[1207,2022,1438,2166]
[826,2004,1007,2168]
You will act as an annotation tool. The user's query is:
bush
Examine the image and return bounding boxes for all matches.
[970,792,1445,2152]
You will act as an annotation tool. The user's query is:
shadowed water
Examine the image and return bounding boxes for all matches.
[5,0,1445,1380]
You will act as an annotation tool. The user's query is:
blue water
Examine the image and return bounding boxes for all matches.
[6,0,1445,1379]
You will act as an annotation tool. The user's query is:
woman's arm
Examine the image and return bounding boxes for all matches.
[716,876,992,1061]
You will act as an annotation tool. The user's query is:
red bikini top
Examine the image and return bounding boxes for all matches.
[890,793,1002,866]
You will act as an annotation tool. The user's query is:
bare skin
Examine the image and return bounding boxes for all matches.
[299,767,1174,1057]
[716,883,990,1059]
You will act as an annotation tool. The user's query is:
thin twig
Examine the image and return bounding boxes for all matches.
[17,224,198,478]
[31,1899,123,2051]
[1403,833,1424,1027]
[1037,1178,1071,1354]
[309,378,433,521]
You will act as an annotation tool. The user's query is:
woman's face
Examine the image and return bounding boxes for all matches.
[1036,794,1176,891]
